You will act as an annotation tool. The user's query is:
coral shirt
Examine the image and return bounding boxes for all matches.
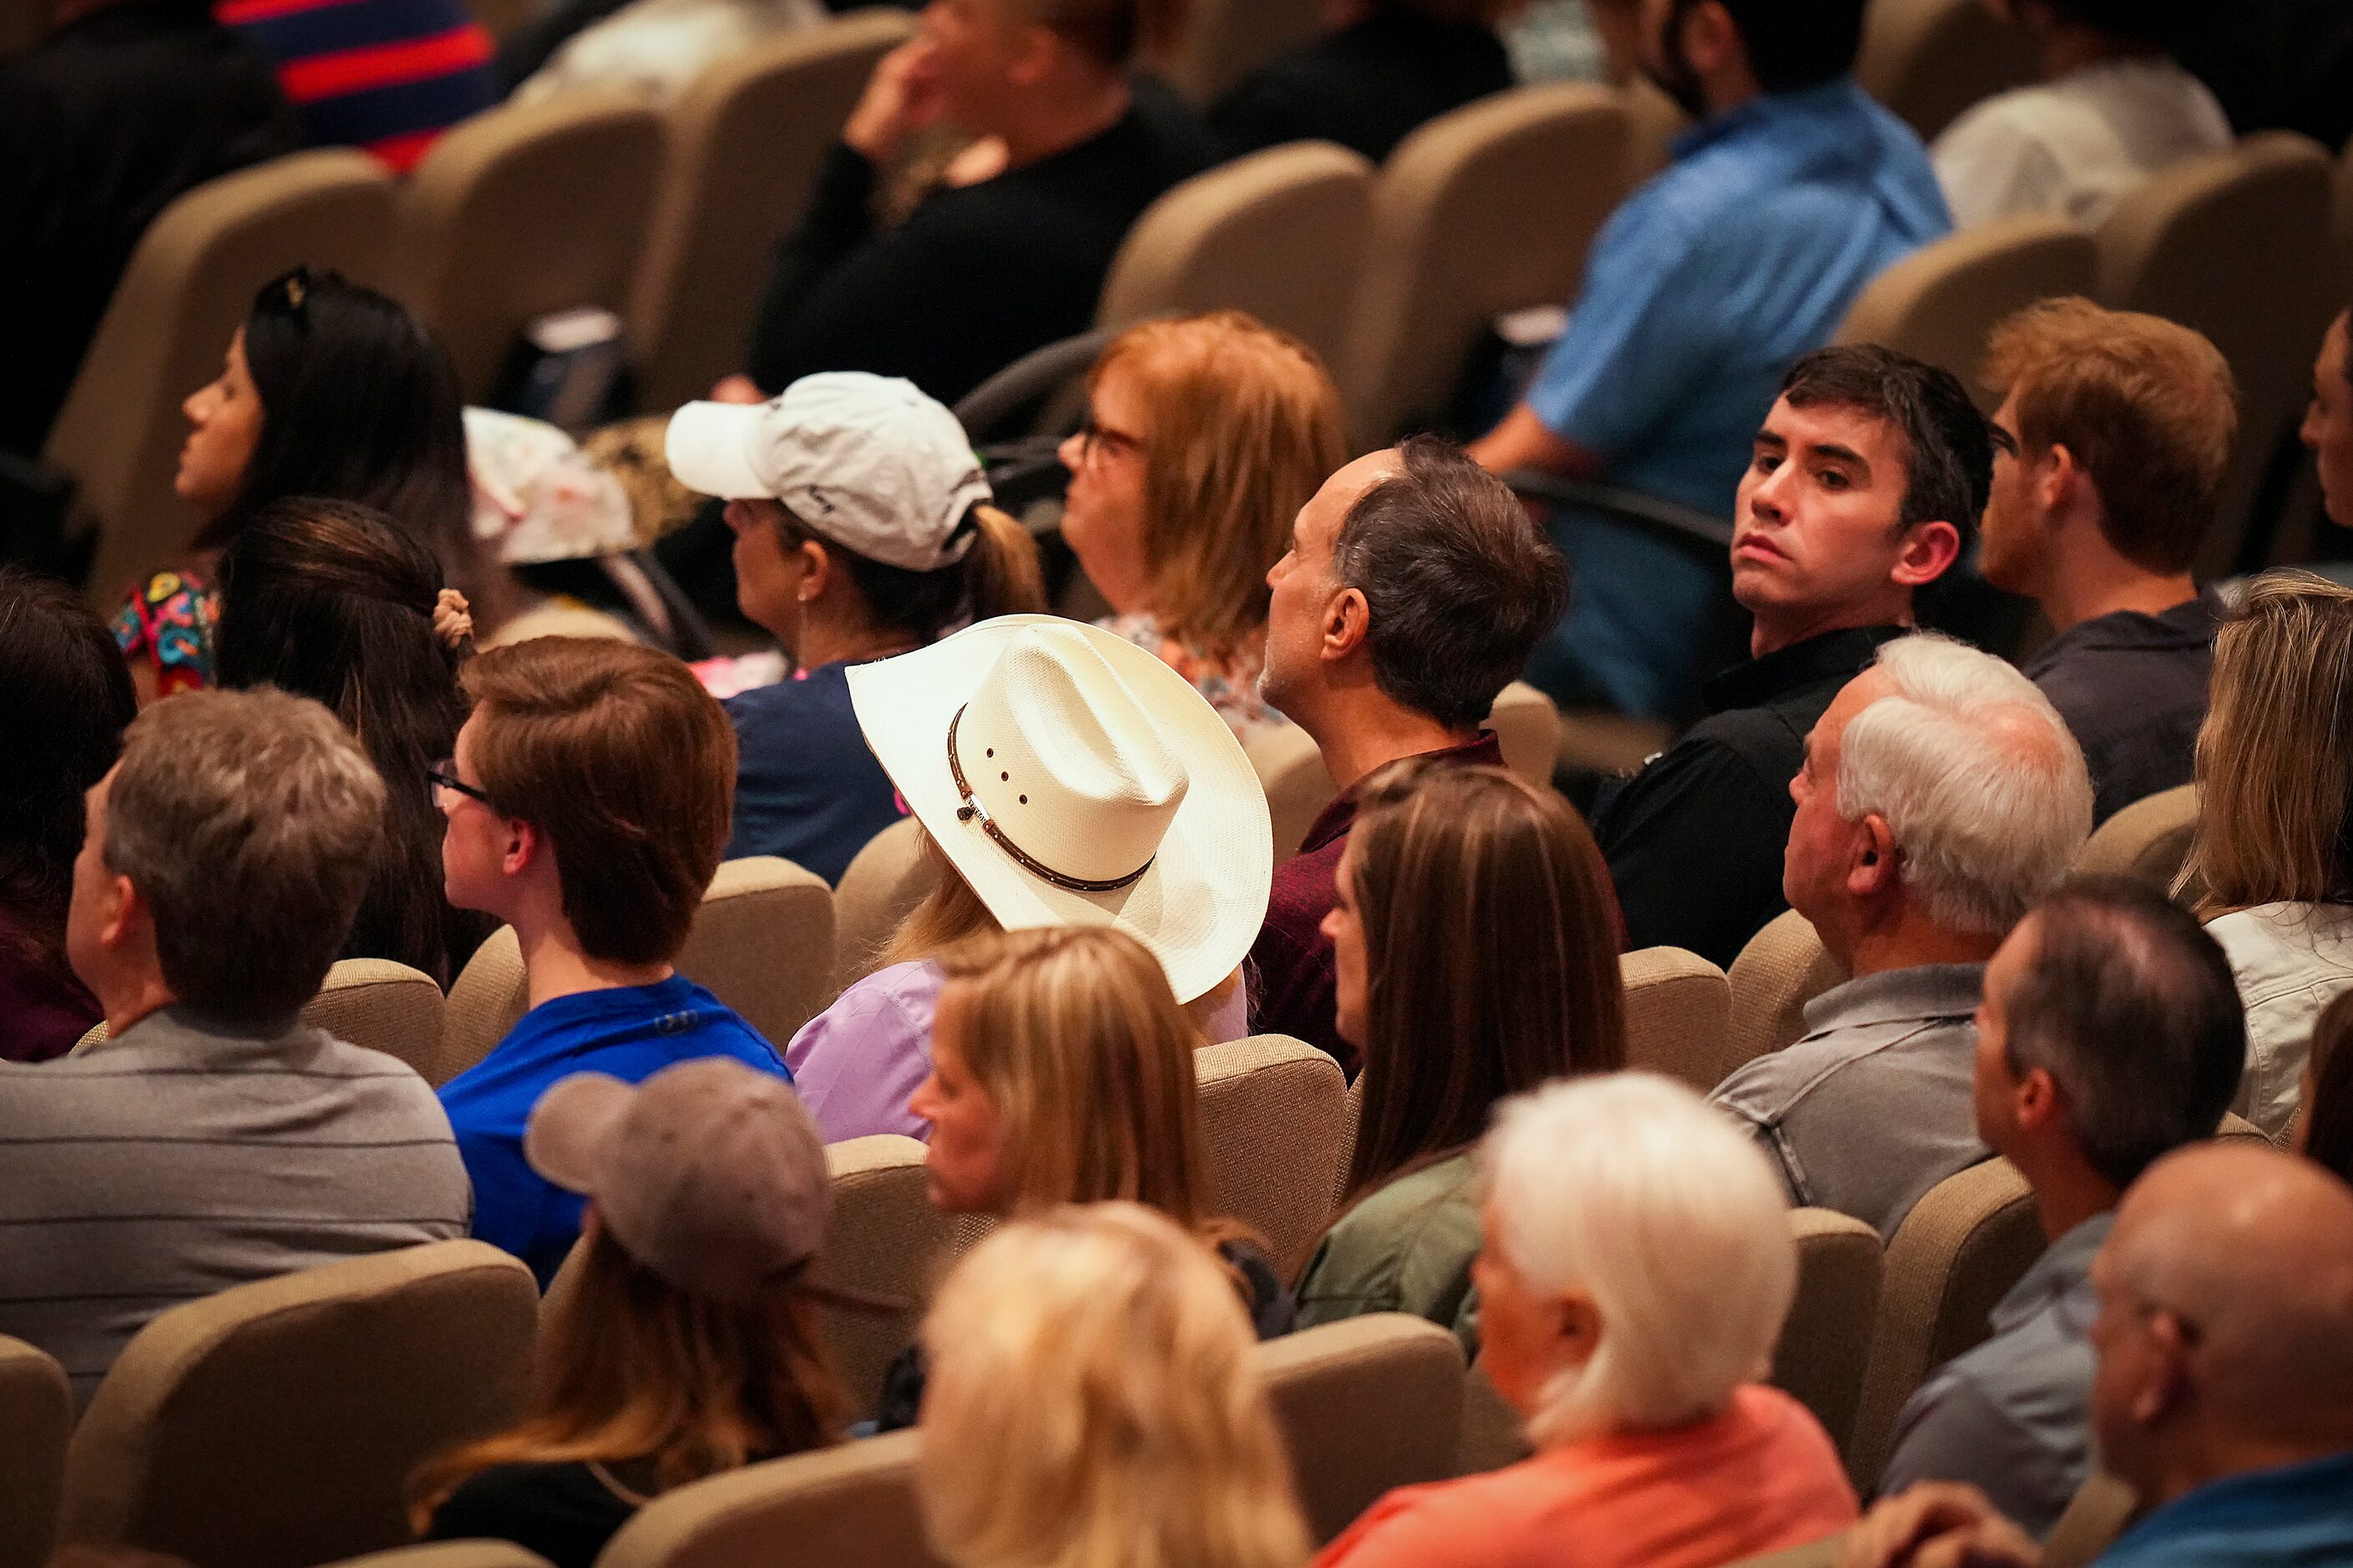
[1317,1385,1855,1568]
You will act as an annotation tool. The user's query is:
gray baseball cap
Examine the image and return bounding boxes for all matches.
[665,372,994,572]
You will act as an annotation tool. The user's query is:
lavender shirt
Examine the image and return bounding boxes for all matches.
[787,958,1252,1144]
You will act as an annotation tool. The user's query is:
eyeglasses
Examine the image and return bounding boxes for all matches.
[1075,416,1146,468]
[428,761,495,810]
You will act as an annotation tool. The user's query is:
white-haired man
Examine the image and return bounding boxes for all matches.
[1709,633,2094,1241]
[1321,1075,1859,1568]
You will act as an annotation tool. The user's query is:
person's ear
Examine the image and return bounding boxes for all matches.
[1847,813,1900,899]
[1554,1291,1602,1362]
[1004,19,1060,87]
[2043,442,2090,521]
[98,872,144,953]
[1683,0,1743,76]
[2133,1309,2195,1426]
[501,817,540,879]
[1322,586,1372,663]
[1890,519,1962,589]
[796,537,832,604]
[2014,1065,2063,1135]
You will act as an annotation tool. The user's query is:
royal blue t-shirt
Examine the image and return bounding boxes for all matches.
[438,974,791,1286]
[723,660,908,886]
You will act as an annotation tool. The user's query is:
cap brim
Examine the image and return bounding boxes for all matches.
[524,1072,636,1196]
[845,615,1273,1004]
[665,402,771,499]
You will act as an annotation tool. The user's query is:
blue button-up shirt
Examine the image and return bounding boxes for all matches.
[1522,78,1950,717]
[2100,1450,2353,1567]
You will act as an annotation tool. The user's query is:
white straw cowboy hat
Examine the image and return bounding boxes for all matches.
[848,615,1273,1004]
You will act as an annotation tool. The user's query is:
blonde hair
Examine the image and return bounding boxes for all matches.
[878,829,1003,970]
[917,1203,1310,1568]
[2185,572,2353,911]
[1089,312,1346,665]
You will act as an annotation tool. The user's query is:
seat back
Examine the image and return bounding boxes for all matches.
[629,11,916,408]
[1096,142,1375,375]
[1486,681,1563,789]
[1726,909,1850,1073]
[1621,947,1735,1092]
[1847,1157,2039,1481]
[438,927,529,1086]
[75,959,445,1080]
[2072,783,2199,893]
[398,91,667,402]
[1342,84,1632,443]
[832,817,936,992]
[1855,0,2037,141]
[1243,720,1332,869]
[58,1242,537,1568]
[1162,0,1322,103]
[1257,1315,1465,1544]
[2042,1473,2139,1568]
[597,1430,937,1568]
[325,1545,555,1568]
[1196,1036,1349,1277]
[1724,1539,1844,1568]
[2097,133,2335,577]
[819,1136,981,1421]
[0,1337,68,1568]
[1776,1210,1884,1469]
[48,151,397,608]
[1834,216,2100,406]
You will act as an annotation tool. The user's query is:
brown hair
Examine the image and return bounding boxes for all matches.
[1343,761,1626,1200]
[1005,0,1187,68]
[2305,989,2353,1186]
[409,1222,848,1527]
[1089,313,1346,665]
[776,503,1045,648]
[2184,573,2353,912]
[1983,297,2239,576]
[461,639,735,966]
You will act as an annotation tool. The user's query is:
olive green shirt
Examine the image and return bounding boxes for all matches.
[1295,1151,1483,1357]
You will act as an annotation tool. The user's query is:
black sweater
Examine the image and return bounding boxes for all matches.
[1209,8,1514,166]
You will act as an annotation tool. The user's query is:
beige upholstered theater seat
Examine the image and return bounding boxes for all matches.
[1258,1314,1465,1544]
[597,1431,937,1568]
[1341,84,1632,445]
[326,1545,554,1568]
[2097,133,2335,578]
[1621,947,1735,1092]
[1777,1209,1884,1469]
[1855,0,2037,142]
[1726,909,1850,1075]
[1485,682,1563,791]
[58,1241,537,1568]
[0,1337,68,1568]
[1455,1365,1530,1476]
[74,959,445,1080]
[47,150,397,610]
[397,90,667,402]
[628,11,915,409]
[1847,1157,2038,1482]
[832,817,936,992]
[2073,782,2199,895]
[1245,719,1333,869]
[1197,1035,1349,1277]
[2043,1473,2139,1568]
[1096,142,1375,376]
[1162,0,1321,104]
[1834,216,2100,409]
[437,856,833,1084]
[819,1136,983,1422]
[1723,1536,1843,1568]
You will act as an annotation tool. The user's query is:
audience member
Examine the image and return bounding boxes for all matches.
[0,569,137,1062]
[1930,0,2229,229]
[2168,0,2353,154]
[732,0,1218,407]
[1848,1143,2353,1568]
[2297,989,2353,1186]
[2184,574,2353,1139]
[218,0,493,171]
[1592,346,1984,968]
[1466,0,1947,719]
[215,498,488,987]
[2305,307,2352,529]
[114,266,487,701]
[1320,1075,1858,1568]
[0,687,468,1403]
[666,374,1045,884]
[877,926,1293,1429]
[787,615,1268,1142]
[510,0,824,105]
[0,0,297,459]
[1978,300,2234,823]
[1059,311,1348,737]
[1208,0,1517,164]
[1295,761,1624,1347]
[413,1059,853,1568]
[1252,437,1565,1065]
[1709,634,2092,1240]
[434,639,792,1287]
[1877,879,2244,1536]
[918,1203,1311,1568]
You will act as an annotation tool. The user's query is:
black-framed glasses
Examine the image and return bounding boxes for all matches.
[1077,416,1146,468]
[428,761,495,809]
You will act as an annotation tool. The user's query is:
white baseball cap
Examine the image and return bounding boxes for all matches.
[665,372,994,573]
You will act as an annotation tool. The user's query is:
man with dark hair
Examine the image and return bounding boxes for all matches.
[1468,0,1948,720]
[1876,878,2245,1535]
[1592,344,1990,969]
[1981,300,2237,822]
[1253,436,1567,1067]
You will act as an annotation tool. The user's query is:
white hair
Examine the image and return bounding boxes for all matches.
[1480,1074,1796,1449]
[1837,633,2092,937]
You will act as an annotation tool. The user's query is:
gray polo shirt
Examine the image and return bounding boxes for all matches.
[1876,1211,2110,1537]
[0,1005,472,1404]
[1709,963,1990,1240]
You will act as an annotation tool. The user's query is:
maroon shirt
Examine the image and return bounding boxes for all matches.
[0,909,102,1063]
[1246,732,1505,1073]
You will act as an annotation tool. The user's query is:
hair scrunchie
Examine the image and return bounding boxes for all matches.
[433,589,474,651]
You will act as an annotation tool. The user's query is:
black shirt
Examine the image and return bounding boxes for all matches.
[2169,0,2353,151]
[1209,7,1516,164]
[0,0,300,458]
[745,97,1221,406]
[2023,590,2221,826]
[426,1459,654,1568]
[1592,626,1904,970]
